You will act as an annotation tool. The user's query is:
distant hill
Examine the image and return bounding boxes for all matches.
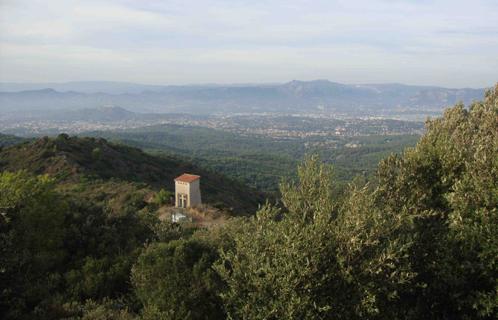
[0,135,264,214]
[0,81,166,94]
[0,133,29,147]
[0,80,486,115]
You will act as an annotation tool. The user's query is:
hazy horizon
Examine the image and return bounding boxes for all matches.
[1,0,497,88]
[0,79,491,90]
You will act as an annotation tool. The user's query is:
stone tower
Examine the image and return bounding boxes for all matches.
[174,173,202,208]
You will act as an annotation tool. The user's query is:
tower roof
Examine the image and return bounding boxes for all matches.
[175,173,201,183]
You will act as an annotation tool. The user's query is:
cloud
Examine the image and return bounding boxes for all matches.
[0,0,497,87]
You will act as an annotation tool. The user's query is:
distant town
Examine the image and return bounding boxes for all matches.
[1,109,424,139]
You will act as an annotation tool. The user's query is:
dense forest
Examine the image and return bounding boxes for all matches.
[84,126,419,193]
[1,85,497,319]
[0,133,29,148]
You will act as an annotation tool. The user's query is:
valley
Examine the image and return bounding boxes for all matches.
[0,80,472,193]
[1,108,424,137]
[1,106,421,193]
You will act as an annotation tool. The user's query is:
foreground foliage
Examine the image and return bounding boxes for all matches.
[218,85,498,319]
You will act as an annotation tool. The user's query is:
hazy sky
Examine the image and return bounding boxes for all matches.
[1,0,497,87]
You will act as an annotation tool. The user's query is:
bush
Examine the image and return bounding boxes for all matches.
[132,239,224,320]
[153,189,173,206]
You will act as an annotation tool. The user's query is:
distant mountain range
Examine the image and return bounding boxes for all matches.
[0,81,168,94]
[0,80,486,116]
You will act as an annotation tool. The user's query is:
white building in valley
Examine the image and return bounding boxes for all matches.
[174,173,202,208]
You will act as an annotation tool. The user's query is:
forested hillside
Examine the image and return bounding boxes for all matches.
[85,126,419,193]
[0,135,264,214]
[0,85,497,319]
[0,133,28,147]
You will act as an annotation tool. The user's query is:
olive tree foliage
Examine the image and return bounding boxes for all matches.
[59,299,136,320]
[131,238,225,320]
[0,171,66,319]
[216,156,414,319]
[279,155,336,223]
[333,186,416,319]
[217,85,498,319]
[216,156,337,319]
[372,84,498,319]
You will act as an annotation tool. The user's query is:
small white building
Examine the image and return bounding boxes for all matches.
[171,211,188,223]
[174,173,202,208]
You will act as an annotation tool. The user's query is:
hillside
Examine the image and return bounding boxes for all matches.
[0,133,28,147]
[83,125,419,193]
[0,134,264,214]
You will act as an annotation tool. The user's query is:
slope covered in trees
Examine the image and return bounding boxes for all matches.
[0,85,497,319]
[0,135,264,214]
[85,126,419,193]
[0,133,28,148]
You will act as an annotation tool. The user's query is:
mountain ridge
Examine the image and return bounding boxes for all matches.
[0,79,487,93]
[0,80,486,116]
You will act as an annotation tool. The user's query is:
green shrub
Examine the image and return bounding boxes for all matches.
[153,189,173,206]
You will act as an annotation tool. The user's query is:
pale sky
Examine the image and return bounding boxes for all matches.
[1,0,497,87]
